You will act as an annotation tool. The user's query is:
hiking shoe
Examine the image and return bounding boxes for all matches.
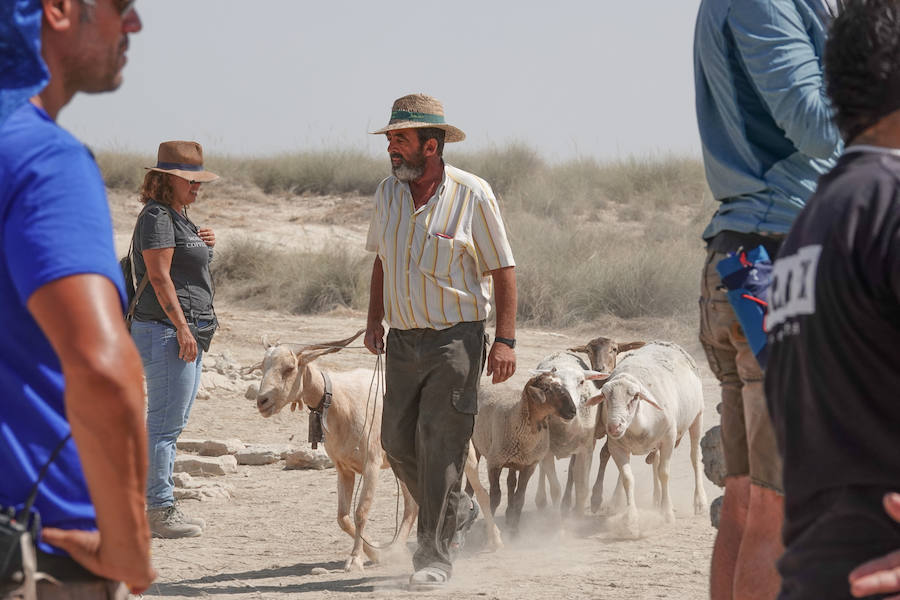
[172,503,206,530]
[409,565,450,591]
[450,496,479,555]
[148,506,202,539]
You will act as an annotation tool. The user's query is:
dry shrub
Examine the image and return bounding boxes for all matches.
[212,237,369,315]
[245,150,385,195]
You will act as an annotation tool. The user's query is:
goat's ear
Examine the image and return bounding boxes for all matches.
[568,344,589,355]
[583,370,610,381]
[261,335,272,349]
[617,341,645,354]
[586,391,605,406]
[637,388,663,411]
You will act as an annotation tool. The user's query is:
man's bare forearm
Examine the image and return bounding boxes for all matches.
[491,266,517,338]
[367,257,385,325]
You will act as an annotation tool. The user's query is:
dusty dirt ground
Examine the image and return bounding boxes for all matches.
[110,186,721,599]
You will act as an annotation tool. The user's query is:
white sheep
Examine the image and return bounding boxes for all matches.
[471,368,602,534]
[253,330,417,571]
[532,351,609,516]
[587,341,707,537]
[568,336,646,513]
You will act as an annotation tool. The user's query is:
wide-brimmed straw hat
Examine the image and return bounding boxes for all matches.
[145,141,219,183]
[370,94,465,143]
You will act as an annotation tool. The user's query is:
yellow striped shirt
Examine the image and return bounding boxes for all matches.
[365,164,515,330]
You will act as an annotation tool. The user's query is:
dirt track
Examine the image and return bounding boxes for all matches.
[108,187,720,599]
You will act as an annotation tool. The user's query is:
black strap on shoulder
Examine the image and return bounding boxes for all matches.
[15,433,72,529]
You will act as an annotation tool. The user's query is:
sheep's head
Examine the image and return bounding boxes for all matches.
[254,328,365,418]
[569,337,646,374]
[524,367,608,429]
[587,372,663,439]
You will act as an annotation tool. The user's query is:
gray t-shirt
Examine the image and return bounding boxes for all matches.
[131,201,214,323]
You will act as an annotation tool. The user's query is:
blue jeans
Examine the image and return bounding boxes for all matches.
[131,320,203,509]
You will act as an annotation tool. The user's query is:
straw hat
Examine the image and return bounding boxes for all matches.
[370,94,465,142]
[145,141,219,183]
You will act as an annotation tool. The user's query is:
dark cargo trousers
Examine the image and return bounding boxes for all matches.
[381,320,487,574]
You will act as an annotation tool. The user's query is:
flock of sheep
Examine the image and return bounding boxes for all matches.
[247,331,708,572]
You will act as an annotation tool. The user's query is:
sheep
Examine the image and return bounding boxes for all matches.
[568,336,645,513]
[252,329,418,572]
[252,330,503,567]
[532,351,610,517]
[471,368,603,534]
[586,341,707,537]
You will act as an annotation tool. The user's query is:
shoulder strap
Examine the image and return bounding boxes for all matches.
[126,203,177,320]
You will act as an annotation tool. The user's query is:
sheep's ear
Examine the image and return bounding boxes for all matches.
[568,344,589,355]
[637,388,663,411]
[525,383,548,406]
[617,341,645,354]
[586,391,605,406]
[529,368,552,376]
[583,369,610,381]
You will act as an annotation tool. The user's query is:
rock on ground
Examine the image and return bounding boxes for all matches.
[284,447,334,470]
[174,454,238,476]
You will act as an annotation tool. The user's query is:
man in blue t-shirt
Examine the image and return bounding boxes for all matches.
[0,0,155,597]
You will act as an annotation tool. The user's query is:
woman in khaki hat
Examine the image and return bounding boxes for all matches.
[126,141,218,539]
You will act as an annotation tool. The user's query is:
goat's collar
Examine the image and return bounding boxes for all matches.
[306,372,333,449]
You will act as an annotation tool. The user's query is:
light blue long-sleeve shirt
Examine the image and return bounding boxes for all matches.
[694,0,843,240]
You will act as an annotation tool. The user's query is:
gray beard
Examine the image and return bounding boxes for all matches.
[392,162,425,182]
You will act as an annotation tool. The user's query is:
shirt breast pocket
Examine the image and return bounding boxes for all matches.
[415,234,461,279]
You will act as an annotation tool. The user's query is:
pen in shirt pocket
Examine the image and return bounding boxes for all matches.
[433,232,453,239]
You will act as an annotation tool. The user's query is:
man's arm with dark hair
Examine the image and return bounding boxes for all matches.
[849,493,900,597]
[729,0,842,158]
[364,257,386,354]
[486,266,516,384]
[28,274,156,594]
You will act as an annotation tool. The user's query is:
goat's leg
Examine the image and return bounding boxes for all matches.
[396,480,419,546]
[689,412,708,515]
[335,467,361,569]
[591,440,611,513]
[465,447,502,551]
[347,463,382,571]
[488,466,502,516]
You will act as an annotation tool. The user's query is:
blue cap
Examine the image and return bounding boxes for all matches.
[0,0,48,126]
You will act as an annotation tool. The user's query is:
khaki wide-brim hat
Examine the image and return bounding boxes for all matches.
[369,93,465,142]
[145,140,219,183]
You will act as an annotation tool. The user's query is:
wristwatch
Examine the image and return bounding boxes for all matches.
[494,336,516,349]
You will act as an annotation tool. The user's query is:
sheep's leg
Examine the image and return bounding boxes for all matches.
[534,455,551,510]
[465,447,502,551]
[651,450,661,509]
[689,412,708,515]
[657,437,676,524]
[546,455,562,508]
[591,441,611,513]
[610,443,639,538]
[571,448,592,516]
[335,466,362,569]
[505,469,517,521]
[397,480,419,547]
[488,466,502,516]
[509,464,537,535]
[561,455,575,515]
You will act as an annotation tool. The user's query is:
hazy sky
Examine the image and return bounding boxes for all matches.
[61,1,703,161]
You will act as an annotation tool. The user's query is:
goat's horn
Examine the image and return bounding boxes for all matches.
[299,328,366,361]
[241,361,263,375]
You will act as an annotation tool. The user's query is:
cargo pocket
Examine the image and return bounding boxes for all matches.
[451,387,478,415]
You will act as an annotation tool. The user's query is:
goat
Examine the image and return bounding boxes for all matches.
[587,342,707,538]
[252,329,417,571]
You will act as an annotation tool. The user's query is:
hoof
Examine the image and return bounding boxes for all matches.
[344,555,365,572]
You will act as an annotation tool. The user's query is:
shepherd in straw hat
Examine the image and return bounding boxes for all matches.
[364,94,518,590]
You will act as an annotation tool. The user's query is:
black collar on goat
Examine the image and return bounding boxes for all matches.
[306,371,333,449]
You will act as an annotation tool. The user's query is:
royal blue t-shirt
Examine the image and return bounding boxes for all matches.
[0,102,126,554]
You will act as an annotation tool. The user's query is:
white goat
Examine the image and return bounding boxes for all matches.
[532,351,609,516]
[253,330,502,565]
[253,330,417,571]
[587,342,707,537]
[472,368,602,535]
